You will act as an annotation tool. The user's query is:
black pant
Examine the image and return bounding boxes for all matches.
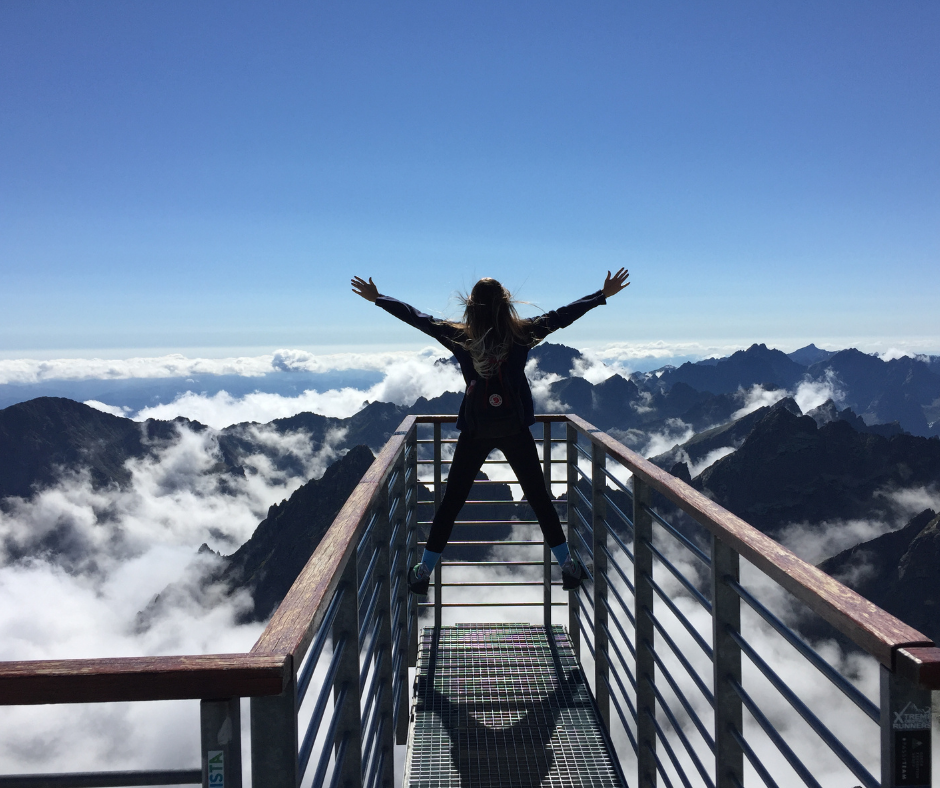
[426,429,566,553]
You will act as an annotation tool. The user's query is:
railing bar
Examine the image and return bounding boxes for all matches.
[359,610,385,692]
[416,521,549,527]
[730,678,824,788]
[651,744,678,788]
[0,772,202,787]
[729,725,782,788]
[647,708,694,788]
[599,618,638,688]
[356,511,379,557]
[647,508,712,567]
[417,601,569,607]
[387,495,400,526]
[646,573,714,657]
[440,581,561,587]
[646,638,716,752]
[576,593,597,649]
[729,629,879,788]
[571,514,595,559]
[440,560,546,566]
[429,539,545,545]
[573,441,592,460]
[361,649,386,728]
[297,585,345,704]
[601,545,636,595]
[357,546,380,604]
[366,723,387,788]
[642,617,715,707]
[572,482,592,510]
[604,492,635,532]
[726,578,880,723]
[604,520,636,566]
[388,520,401,552]
[357,577,383,646]
[360,687,386,782]
[598,671,640,756]
[643,672,717,788]
[308,682,350,788]
[644,537,712,611]
[299,639,347,778]
[325,733,349,788]
[601,573,638,630]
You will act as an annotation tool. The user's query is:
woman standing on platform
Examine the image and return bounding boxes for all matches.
[351,270,630,595]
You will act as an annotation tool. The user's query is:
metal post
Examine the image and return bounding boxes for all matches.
[711,535,743,788]
[881,665,932,788]
[250,663,297,788]
[407,426,420,668]
[331,559,363,788]
[542,420,553,629]
[433,421,443,631]
[633,476,656,788]
[372,486,397,786]
[592,440,610,727]
[392,437,411,746]
[566,421,580,658]
[201,697,242,788]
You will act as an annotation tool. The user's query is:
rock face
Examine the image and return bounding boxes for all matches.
[693,406,940,538]
[819,509,940,642]
[220,445,376,621]
[658,343,807,395]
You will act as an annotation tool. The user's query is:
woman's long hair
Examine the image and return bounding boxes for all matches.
[452,278,535,378]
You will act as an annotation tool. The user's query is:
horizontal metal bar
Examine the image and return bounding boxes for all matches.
[416,521,546,527]
[644,538,712,611]
[358,577,382,647]
[730,678,823,788]
[325,733,349,788]
[357,545,380,603]
[439,581,559,587]
[297,585,345,704]
[604,493,634,532]
[355,511,379,558]
[647,706,696,788]
[572,483,592,511]
[573,441,592,461]
[0,772,201,788]
[604,521,636,565]
[602,544,636,596]
[646,506,712,567]
[601,463,634,498]
[359,611,385,692]
[645,573,714,658]
[599,671,640,756]
[726,578,880,723]
[601,599,638,663]
[428,540,544,546]
[441,560,544,566]
[361,650,386,734]
[729,629,878,788]
[729,725,781,788]
[417,602,567,608]
[309,682,350,788]
[642,614,715,707]
[299,637,347,778]
[642,670,715,788]
[601,570,637,629]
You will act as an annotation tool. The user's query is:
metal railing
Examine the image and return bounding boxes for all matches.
[1,414,938,788]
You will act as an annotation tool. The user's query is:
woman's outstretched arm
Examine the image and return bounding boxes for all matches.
[351,275,380,302]
[603,267,630,298]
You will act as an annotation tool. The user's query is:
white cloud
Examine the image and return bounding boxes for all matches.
[641,418,695,458]
[793,369,844,414]
[570,349,632,384]
[731,385,789,420]
[84,400,133,417]
[126,354,464,428]
[687,446,735,477]
[525,359,565,413]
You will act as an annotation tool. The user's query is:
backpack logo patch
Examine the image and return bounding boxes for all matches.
[488,393,503,407]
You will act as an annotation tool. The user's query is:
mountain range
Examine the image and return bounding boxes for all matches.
[2,340,939,642]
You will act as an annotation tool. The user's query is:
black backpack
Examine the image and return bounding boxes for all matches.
[464,361,525,439]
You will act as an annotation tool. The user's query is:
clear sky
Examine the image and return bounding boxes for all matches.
[2,1,938,359]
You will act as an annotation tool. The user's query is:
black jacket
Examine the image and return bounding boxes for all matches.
[375,290,607,431]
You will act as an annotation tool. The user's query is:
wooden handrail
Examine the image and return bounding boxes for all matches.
[0,653,288,705]
[251,417,418,662]
[565,414,934,669]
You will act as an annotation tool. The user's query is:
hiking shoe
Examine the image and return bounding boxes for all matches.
[561,556,584,591]
[408,564,430,596]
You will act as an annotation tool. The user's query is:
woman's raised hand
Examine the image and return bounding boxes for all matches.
[351,275,380,302]
[602,268,630,298]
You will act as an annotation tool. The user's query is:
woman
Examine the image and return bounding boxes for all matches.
[351,269,630,595]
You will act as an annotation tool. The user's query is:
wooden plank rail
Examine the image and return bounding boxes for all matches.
[565,414,936,673]
[251,418,417,663]
[0,653,288,705]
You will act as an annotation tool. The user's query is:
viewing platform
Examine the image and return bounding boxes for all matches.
[1,414,939,788]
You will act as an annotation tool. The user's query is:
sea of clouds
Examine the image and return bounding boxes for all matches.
[1,343,938,781]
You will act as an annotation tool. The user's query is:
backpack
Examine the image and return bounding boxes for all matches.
[463,360,525,439]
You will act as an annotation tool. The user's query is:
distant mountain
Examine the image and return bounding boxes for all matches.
[787,343,837,367]
[819,509,940,643]
[657,344,807,395]
[693,406,940,538]
[806,349,940,437]
[528,342,584,377]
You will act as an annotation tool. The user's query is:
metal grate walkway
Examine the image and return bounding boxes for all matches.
[404,623,627,788]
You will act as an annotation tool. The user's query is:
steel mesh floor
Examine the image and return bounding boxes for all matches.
[404,624,626,788]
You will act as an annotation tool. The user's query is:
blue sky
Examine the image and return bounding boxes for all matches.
[2,1,938,358]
